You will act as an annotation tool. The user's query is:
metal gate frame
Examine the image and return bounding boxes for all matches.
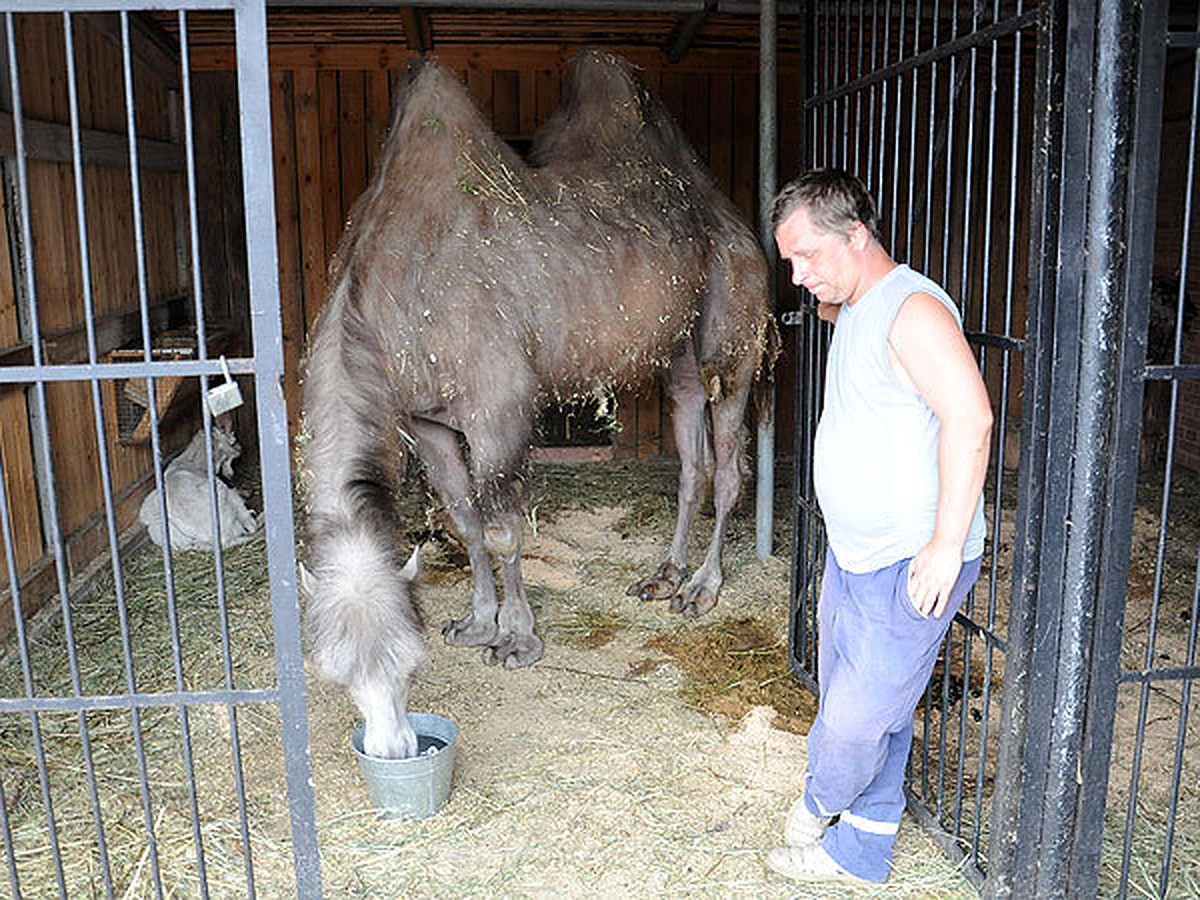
[0,1,319,895]
[787,0,1042,887]
[789,1,1191,896]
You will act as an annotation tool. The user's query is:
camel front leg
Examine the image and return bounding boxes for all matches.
[409,416,501,647]
[673,363,754,618]
[481,514,544,668]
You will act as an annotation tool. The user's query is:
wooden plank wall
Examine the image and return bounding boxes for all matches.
[259,46,800,459]
[0,14,190,631]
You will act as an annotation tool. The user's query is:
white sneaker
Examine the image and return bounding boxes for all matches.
[765,843,872,885]
[784,799,832,847]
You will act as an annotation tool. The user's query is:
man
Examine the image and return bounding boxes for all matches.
[766,168,992,884]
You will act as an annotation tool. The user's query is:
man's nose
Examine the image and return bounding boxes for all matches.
[791,261,806,286]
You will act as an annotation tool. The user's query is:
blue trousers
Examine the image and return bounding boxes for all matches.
[803,548,982,882]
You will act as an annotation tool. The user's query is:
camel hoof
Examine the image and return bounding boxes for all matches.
[442,615,498,647]
[670,590,718,618]
[482,632,544,668]
[627,562,685,602]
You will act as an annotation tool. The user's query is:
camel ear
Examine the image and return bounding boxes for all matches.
[297,561,315,598]
[400,544,421,582]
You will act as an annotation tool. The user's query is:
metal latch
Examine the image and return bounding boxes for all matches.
[780,310,805,327]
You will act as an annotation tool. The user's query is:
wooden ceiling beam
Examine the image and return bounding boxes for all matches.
[263,0,802,13]
[400,7,432,53]
[665,1,714,64]
[186,42,802,73]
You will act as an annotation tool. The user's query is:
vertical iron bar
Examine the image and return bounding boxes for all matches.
[1033,1,1136,893]
[0,450,29,899]
[176,9,257,893]
[942,5,980,832]
[791,0,816,683]
[955,0,979,306]
[921,0,940,811]
[118,13,211,897]
[938,23,966,820]
[1022,0,1097,881]
[755,0,776,561]
[1159,557,1200,895]
[931,637,950,812]
[5,15,79,897]
[821,0,830,166]
[866,1,878,183]
[981,0,1147,894]
[985,0,1066,891]
[820,0,830,168]
[888,0,904,254]
[1109,2,1177,895]
[843,0,852,166]
[921,0,938,323]
[0,776,14,899]
[1019,53,1098,896]
[938,0,962,286]
[63,11,162,898]
[1155,39,1200,897]
[233,0,322,893]
[964,7,1003,868]
[903,0,919,263]
[835,0,844,165]
[875,0,891,219]
[853,1,865,174]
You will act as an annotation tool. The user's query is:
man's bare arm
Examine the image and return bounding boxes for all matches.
[889,292,993,616]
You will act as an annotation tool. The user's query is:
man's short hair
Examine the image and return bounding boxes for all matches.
[771,168,880,240]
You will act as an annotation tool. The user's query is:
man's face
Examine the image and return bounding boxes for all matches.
[775,206,861,306]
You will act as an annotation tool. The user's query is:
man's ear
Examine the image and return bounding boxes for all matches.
[848,220,872,250]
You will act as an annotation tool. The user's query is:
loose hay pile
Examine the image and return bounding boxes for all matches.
[0,461,978,897]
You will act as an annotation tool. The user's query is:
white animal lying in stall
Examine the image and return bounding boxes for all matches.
[139,425,263,551]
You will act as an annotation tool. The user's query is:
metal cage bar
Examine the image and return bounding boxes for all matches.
[0,2,320,896]
[1093,4,1200,898]
[3,14,111,895]
[790,1,1041,890]
[176,12,258,890]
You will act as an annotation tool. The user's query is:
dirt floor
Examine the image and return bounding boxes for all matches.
[14,456,1197,896]
[11,458,1200,900]
[0,459,975,897]
[299,462,977,898]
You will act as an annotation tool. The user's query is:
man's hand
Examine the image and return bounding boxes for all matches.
[908,538,963,618]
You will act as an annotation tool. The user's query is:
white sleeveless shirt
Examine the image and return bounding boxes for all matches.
[813,264,986,573]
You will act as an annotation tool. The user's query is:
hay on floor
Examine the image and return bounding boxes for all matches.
[0,460,984,897]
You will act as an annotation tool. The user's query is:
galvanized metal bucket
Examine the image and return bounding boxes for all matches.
[351,712,458,819]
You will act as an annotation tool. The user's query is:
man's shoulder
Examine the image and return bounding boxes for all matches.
[890,264,953,299]
[891,267,960,326]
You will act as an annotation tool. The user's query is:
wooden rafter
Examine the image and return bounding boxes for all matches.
[665,0,714,64]
[400,7,432,53]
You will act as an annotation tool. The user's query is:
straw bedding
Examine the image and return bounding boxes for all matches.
[4,459,1196,896]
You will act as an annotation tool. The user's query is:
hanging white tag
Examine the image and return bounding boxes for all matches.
[206,355,244,417]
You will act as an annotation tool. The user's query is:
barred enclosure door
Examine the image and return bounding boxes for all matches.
[0,1,320,896]
[788,1,1198,896]
[787,1,1040,888]
[1064,4,1200,898]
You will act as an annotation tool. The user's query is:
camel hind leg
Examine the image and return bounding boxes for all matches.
[672,352,757,618]
[627,348,711,604]
[667,216,772,616]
